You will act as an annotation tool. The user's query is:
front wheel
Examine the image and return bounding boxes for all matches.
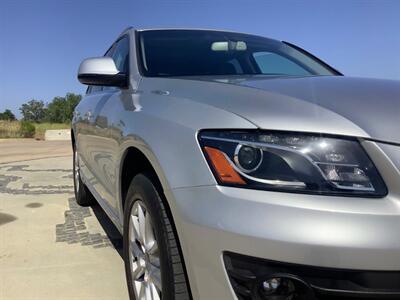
[123,173,190,300]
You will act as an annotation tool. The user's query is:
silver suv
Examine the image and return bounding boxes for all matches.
[74,28,400,300]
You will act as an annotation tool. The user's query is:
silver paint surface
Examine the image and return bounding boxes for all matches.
[73,28,400,300]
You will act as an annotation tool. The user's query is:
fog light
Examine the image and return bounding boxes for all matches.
[262,278,281,293]
[259,277,296,299]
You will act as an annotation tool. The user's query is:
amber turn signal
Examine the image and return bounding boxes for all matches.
[204,147,246,185]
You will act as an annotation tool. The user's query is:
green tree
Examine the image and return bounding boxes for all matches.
[19,100,46,122]
[65,93,82,121]
[0,109,16,121]
[46,96,66,123]
[46,93,81,123]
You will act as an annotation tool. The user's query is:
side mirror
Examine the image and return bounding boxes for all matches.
[77,57,128,88]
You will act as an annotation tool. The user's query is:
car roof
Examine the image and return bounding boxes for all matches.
[120,27,276,41]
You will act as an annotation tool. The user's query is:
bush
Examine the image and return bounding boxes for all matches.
[20,121,36,138]
[0,121,21,138]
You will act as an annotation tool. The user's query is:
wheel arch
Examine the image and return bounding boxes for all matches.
[118,143,171,215]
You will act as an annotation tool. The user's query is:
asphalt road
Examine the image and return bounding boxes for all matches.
[0,139,128,300]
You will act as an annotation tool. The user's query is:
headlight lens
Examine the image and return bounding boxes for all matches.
[199,130,387,197]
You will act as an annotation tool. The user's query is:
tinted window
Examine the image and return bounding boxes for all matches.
[139,30,337,77]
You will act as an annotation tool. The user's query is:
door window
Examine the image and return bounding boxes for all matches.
[112,36,129,74]
[103,36,130,91]
[87,45,116,94]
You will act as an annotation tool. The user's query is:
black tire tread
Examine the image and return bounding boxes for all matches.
[158,193,190,299]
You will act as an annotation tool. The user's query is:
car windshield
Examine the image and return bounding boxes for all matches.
[138,30,339,77]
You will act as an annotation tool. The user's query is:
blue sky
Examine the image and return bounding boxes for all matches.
[1,0,399,117]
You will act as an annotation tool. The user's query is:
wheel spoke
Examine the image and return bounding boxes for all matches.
[145,281,152,300]
[130,240,143,259]
[138,204,146,245]
[144,213,156,252]
[150,281,161,300]
[135,280,146,300]
[131,214,141,242]
[148,262,162,291]
[131,261,145,280]
[148,252,160,268]
[147,241,158,256]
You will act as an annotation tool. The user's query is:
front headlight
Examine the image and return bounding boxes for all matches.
[198,130,387,197]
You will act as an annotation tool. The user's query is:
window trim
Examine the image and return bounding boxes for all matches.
[282,41,343,76]
[135,30,147,77]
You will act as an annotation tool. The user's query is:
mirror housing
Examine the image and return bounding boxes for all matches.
[77,57,128,88]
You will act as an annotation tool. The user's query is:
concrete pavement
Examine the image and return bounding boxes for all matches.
[0,139,72,164]
[0,139,129,300]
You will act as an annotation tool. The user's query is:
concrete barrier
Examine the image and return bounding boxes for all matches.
[44,129,71,141]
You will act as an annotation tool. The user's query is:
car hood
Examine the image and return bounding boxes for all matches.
[165,75,400,144]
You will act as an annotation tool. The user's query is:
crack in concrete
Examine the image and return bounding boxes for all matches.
[0,174,21,191]
[22,183,73,190]
[0,165,71,173]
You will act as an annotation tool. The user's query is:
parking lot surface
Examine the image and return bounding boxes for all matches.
[0,139,128,300]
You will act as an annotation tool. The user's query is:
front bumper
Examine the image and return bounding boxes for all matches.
[169,183,400,299]
[166,141,400,299]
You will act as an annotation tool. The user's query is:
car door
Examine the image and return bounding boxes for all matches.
[84,36,130,215]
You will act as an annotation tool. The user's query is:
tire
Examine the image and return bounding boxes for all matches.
[123,172,190,300]
[73,148,95,206]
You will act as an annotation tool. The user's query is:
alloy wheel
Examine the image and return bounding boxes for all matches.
[129,200,161,300]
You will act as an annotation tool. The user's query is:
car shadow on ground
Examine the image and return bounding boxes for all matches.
[55,197,123,259]
[92,203,123,258]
